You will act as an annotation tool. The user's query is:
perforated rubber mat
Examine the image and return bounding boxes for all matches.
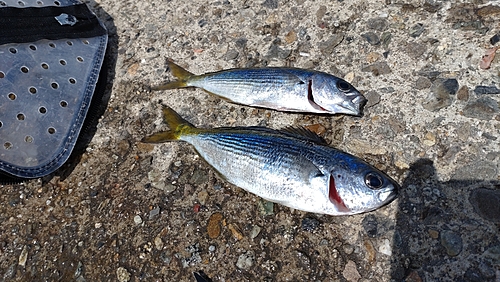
[0,0,107,178]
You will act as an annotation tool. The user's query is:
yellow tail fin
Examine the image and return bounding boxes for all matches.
[142,106,196,143]
[151,61,194,90]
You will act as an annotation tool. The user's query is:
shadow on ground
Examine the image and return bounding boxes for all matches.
[390,159,500,281]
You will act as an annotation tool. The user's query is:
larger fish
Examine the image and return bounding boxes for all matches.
[152,61,367,116]
[143,107,399,216]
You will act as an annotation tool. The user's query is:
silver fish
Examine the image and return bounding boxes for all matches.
[152,61,367,116]
[143,107,399,216]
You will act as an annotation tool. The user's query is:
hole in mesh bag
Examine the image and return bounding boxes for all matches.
[51,82,59,89]
[54,0,60,6]
[17,113,25,121]
[29,87,37,94]
[77,57,84,62]
[18,1,25,6]
[21,66,29,73]
[0,71,4,78]
[67,41,73,46]
[8,93,16,100]
[48,127,56,134]
[59,59,67,66]
[9,48,17,54]
[60,101,68,107]
[49,43,56,48]
[29,45,36,51]
[39,107,47,114]
[41,63,49,69]
[4,142,12,150]
[69,78,76,84]
[25,136,33,143]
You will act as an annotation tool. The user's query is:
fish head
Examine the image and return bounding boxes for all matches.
[309,73,367,116]
[325,157,399,215]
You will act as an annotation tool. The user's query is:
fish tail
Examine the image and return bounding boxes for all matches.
[142,106,197,143]
[151,61,194,90]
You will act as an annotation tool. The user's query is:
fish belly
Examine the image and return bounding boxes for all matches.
[182,132,323,207]
[190,70,310,111]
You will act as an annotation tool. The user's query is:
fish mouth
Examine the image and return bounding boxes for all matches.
[378,188,398,204]
[329,95,367,116]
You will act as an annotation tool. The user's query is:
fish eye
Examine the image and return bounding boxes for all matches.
[365,172,384,189]
[336,80,351,92]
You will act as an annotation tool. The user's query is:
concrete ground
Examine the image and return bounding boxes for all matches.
[1,0,500,281]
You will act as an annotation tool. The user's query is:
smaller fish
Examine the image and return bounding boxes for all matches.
[142,107,399,216]
[152,61,367,116]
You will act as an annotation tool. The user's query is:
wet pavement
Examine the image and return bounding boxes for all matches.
[1,0,500,281]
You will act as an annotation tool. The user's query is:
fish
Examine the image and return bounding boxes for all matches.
[152,61,367,116]
[143,107,399,215]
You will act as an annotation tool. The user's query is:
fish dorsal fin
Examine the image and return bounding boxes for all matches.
[279,127,328,145]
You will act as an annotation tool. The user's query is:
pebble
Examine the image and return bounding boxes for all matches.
[405,270,423,282]
[378,238,392,256]
[134,215,143,225]
[474,85,500,95]
[363,239,376,263]
[362,215,378,237]
[318,34,344,54]
[236,251,255,270]
[469,188,500,223]
[456,85,469,101]
[207,212,223,239]
[409,23,425,37]
[422,79,456,112]
[415,77,432,90]
[440,230,462,256]
[490,32,500,45]
[428,229,439,239]
[208,245,216,252]
[149,207,160,219]
[223,49,239,61]
[343,260,361,282]
[261,0,278,9]
[190,169,209,185]
[235,38,248,49]
[116,267,131,282]
[267,44,291,59]
[405,42,427,59]
[301,216,320,232]
[367,18,388,31]
[380,32,392,46]
[250,225,262,239]
[284,30,297,44]
[18,245,28,267]
[154,236,164,250]
[361,62,391,76]
[197,190,208,205]
[304,124,326,135]
[228,223,244,240]
[366,51,381,63]
[453,160,498,180]
[343,244,354,255]
[257,199,274,215]
[364,90,381,108]
[463,97,499,120]
[361,32,380,45]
